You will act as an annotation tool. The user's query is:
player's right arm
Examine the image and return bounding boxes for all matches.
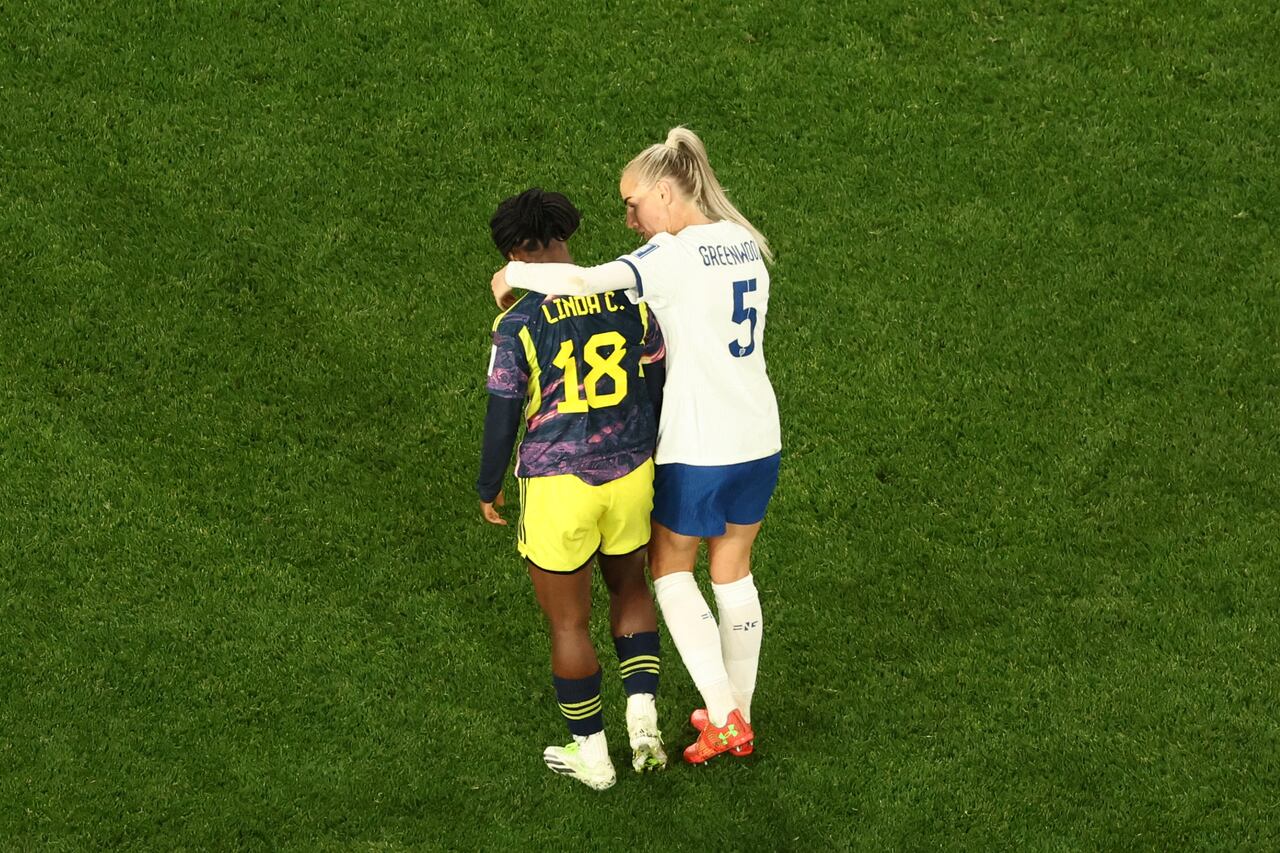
[493,236,677,307]
[496,260,632,301]
[477,395,521,524]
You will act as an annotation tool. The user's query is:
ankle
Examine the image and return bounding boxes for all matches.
[626,692,657,717]
[574,730,610,763]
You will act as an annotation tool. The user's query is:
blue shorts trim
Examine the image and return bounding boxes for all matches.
[652,453,780,538]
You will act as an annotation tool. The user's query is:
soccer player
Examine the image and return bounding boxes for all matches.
[477,188,669,790]
[489,129,779,764]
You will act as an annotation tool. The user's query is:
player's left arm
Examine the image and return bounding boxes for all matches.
[643,360,666,425]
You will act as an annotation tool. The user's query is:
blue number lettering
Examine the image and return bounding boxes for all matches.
[728,278,758,358]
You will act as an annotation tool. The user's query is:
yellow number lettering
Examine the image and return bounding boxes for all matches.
[552,340,589,413]
[551,332,629,413]
[582,331,628,408]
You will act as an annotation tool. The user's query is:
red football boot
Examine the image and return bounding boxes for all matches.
[690,708,754,756]
[683,709,754,764]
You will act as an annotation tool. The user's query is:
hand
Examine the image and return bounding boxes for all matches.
[491,266,517,310]
[480,491,507,525]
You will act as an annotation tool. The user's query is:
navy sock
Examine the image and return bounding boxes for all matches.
[613,631,660,696]
[553,669,604,737]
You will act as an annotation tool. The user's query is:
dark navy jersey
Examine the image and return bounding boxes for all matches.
[487,290,665,484]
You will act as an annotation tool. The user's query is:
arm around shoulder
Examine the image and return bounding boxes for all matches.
[505,260,635,297]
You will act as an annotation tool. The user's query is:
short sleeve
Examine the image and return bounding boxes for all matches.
[486,317,529,399]
[617,233,679,307]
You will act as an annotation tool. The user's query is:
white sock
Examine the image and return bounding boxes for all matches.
[626,692,656,717]
[653,572,737,725]
[625,692,657,727]
[713,574,763,724]
[574,730,610,764]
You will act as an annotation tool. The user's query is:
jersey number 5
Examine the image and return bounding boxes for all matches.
[552,331,628,413]
[729,278,758,358]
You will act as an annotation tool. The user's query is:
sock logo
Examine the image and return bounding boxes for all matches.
[733,620,760,631]
[700,612,713,620]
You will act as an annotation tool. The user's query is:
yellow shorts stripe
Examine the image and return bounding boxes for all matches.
[517,477,528,547]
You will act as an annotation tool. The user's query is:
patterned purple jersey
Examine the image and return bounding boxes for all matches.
[487,289,665,484]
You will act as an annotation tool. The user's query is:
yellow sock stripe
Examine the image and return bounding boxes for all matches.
[560,701,599,717]
[558,695,601,711]
[620,661,660,674]
[619,655,660,665]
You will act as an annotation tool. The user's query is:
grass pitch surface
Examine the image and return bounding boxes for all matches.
[3,1,1277,849]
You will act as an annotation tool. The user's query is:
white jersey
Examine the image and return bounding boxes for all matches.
[506,221,780,467]
[617,222,780,466]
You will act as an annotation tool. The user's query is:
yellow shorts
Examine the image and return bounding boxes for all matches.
[517,459,655,572]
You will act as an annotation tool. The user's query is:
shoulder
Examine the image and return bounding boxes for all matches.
[617,234,689,290]
[492,291,544,335]
[648,231,680,248]
[620,232,681,262]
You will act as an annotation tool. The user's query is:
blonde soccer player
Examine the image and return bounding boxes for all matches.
[490,130,780,764]
[478,188,670,789]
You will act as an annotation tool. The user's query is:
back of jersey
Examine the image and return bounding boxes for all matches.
[617,220,781,467]
[488,289,664,485]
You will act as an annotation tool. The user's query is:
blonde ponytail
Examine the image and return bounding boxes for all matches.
[625,126,773,263]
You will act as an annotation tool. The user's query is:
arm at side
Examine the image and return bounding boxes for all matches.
[644,359,666,425]
[476,394,523,502]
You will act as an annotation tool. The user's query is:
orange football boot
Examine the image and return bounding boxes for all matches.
[683,709,754,764]
[690,708,754,756]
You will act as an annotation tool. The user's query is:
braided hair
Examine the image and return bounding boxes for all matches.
[490,188,581,258]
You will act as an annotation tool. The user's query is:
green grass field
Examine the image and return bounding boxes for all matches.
[3,0,1278,848]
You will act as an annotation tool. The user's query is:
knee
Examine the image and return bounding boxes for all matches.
[604,569,647,599]
[548,615,591,637]
[650,543,699,577]
[709,562,751,585]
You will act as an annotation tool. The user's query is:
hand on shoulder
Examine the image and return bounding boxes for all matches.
[492,265,518,310]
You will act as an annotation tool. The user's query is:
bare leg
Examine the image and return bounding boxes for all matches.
[648,520,700,580]
[599,547,657,637]
[706,521,762,585]
[527,558,597,679]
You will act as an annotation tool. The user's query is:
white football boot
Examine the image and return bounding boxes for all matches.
[542,731,616,791]
[625,693,668,772]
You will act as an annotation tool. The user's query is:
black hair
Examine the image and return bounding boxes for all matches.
[490,188,581,257]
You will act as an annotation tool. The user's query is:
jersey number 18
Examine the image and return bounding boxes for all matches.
[552,331,628,413]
